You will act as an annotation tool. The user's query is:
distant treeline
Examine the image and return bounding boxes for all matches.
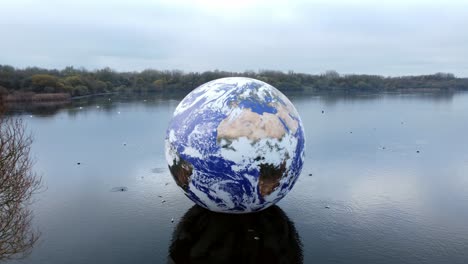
[1,65,467,99]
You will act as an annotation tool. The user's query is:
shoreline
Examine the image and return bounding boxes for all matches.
[2,88,466,105]
[4,92,71,103]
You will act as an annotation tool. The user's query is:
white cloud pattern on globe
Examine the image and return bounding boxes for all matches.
[165,77,305,213]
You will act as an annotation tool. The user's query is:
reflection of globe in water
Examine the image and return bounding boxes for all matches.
[165,77,305,213]
[168,205,303,264]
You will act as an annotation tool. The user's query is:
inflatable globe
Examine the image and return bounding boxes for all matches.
[165,77,305,213]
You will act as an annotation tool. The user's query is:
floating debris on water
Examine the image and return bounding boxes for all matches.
[77,162,81,165]
[308,173,312,176]
[325,205,330,209]
[416,150,420,153]
[171,218,174,223]
[162,200,166,203]
[111,186,128,192]
[254,236,260,240]
[321,110,324,114]
[165,182,170,186]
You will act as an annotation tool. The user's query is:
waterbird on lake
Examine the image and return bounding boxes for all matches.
[111,186,128,192]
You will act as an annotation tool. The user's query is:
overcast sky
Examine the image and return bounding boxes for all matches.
[1,0,467,76]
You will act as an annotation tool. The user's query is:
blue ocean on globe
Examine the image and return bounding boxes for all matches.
[165,77,305,213]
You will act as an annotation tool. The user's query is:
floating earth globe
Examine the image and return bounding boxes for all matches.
[165,77,305,213]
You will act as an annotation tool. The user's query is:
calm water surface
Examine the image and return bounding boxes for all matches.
[5,91,468,264]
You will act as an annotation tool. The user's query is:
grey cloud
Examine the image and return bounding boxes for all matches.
[0,0,467,76]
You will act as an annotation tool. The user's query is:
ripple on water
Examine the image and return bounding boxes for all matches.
[151,167,167,174]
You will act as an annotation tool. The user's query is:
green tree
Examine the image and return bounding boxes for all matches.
[153,79,167,91]
[31,74,60,92]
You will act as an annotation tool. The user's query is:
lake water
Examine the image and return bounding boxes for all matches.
[4,91,468,264]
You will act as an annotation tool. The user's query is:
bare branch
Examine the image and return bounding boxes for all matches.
[1,111,41,260]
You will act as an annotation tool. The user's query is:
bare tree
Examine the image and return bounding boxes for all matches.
[0,108,42,260]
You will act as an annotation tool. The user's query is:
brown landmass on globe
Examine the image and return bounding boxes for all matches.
[216,104,298,143]
[258,161,287,197]
[168,157,193,191]
[272,102,298,133]
[217,108,285,141]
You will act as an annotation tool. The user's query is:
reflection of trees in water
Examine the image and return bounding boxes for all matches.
[5,89,459,120]
[5,92,187,117]
[0,114,41,260]
[258,90,457,107]
[5,101,71,117]
[169,205,302,264]
[5,90,460,118]
[317,91,455,106]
